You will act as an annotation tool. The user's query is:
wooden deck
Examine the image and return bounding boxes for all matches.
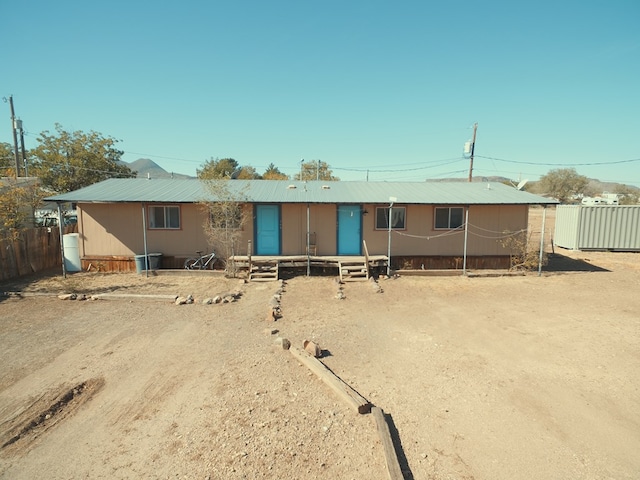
[229,254,388,281]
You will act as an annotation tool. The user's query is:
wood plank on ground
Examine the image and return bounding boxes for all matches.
[289,346,371,414]
[372,406,404,480]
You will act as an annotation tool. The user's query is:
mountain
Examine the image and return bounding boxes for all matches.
[428,175,639,195]
[120,158,193,179]
[427,176,514,185]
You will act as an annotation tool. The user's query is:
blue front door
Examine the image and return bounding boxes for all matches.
[337,205,361,255]
[255,205,280,255]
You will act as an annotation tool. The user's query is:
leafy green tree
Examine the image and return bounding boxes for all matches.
[537,168,588,203]
[30,124,134,193]
[0,177,46,237]
[263,163,289,180]
[197,158,240,179]
[236,165,262,179]
[294,160,339,181]
[613,186,640,205]
[0,142,15,171]
[198,158,264,180]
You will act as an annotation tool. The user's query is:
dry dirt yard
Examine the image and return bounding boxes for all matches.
[1,250,639,480]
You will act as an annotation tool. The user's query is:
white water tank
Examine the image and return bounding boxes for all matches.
[63,233,82,272]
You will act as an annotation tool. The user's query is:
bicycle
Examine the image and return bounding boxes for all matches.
[184,251,217,270]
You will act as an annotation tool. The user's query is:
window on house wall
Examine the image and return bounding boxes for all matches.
[148,205,181,229]
[375,206,406,230]
[434,207,464,229]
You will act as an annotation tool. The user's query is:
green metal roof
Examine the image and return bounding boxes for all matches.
[45,178,557,205]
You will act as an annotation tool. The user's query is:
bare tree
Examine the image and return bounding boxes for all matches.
[200,179,251,276]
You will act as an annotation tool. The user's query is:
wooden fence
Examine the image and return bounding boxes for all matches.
[0,226,76,281]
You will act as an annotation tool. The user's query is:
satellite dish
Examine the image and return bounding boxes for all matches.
[516,179,529,190]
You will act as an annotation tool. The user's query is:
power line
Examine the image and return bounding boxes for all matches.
[476,155,640,167]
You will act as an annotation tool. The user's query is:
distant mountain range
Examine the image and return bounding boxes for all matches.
[120,158,193,179]
[428,175,639,195]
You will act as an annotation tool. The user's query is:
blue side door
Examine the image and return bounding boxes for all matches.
[337,205,362,255]
[255,204,280,255]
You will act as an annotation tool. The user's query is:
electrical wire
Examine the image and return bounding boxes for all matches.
[476,155,640,167]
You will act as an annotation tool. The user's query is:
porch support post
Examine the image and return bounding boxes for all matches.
[57,202,67,278]
[142,203,149,277]
[306,202,310,276]
[537,205,547,277]
[387,200,394,277]
[463,206,469,275]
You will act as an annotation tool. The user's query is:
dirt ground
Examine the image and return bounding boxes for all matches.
[1,212,639,479]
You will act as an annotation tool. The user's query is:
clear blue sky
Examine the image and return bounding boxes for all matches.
[2,0,639,186]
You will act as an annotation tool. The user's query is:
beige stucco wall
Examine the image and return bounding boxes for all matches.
[78,203,215,257]
[77,202,528,259]
[362,204,528,256]
[280,204,336,255]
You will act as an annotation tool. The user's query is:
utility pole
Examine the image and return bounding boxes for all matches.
[467,122,478,183]
[7,95,21,177]
[18,119,28,176]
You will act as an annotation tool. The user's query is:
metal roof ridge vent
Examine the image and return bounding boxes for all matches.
[321,185,330,189]
[486,182,491,190]
[287,184,297,189]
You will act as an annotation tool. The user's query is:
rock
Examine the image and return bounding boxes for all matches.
[303,340,322,357]
[203,298,213,305]
[275,337,291,350]
[264,328,279,335]
[266,307,280,322]
[58,293,77,300]
[174,295,194,305]
[213,295,222,304]
[335,291,345,300]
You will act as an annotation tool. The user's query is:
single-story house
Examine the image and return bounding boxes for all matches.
[46,178,557,273]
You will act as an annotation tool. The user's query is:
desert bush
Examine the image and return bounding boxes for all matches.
[501,231,548,271]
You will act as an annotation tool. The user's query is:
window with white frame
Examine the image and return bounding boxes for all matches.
[148,205,180,229]
[375,206,406,230]
[434,207,464,229]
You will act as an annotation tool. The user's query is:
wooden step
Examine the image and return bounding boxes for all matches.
[338,261,369,281]
[249,260,279,281]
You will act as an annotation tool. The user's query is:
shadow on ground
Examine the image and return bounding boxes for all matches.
[544,253,610,273]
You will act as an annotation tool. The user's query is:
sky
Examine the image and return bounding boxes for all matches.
[2,0,639,187]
